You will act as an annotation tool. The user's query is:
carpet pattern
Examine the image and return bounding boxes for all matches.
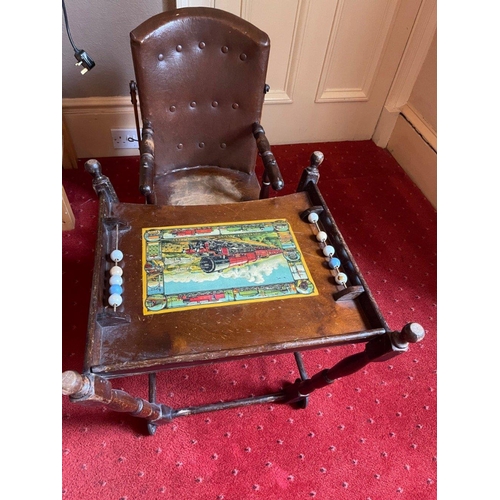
[62,140,437,499]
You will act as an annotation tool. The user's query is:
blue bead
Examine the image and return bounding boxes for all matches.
[328,257,341,269]
[109,285,123,295]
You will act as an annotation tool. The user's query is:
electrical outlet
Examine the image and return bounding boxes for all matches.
[111,129,139,149]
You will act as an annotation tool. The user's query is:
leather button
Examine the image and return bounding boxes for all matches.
[158,54,164,61]
[220,143,227,149]
[176,45,183,52]
[221,46,229,53]
[169,105,176,112]
[176,143,183,150]
[199,42,206,49]
[212,101,219,107]
[190,101,197,108]
[240,53,247,61]
[198,142,205,148]
[232,103,239,109]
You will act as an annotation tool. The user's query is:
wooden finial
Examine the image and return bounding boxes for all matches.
[393,323,425,348]
[62,371,87,396]
[84,159,102,178]
[310,151,324,169]
[84,159,119,203]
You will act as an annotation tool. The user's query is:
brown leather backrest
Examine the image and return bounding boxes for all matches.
[130,8,270,176]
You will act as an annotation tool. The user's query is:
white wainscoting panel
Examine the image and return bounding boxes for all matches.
[316,0,399,102]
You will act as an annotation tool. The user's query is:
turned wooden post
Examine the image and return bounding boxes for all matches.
[62,371,173,422]
[84,159,119,205]
[253,122,283,198]
[139,120,156,204]
[297,151,324,191]
[284,323,425,403]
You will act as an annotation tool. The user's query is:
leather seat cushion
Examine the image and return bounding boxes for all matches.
[153,166,261,206]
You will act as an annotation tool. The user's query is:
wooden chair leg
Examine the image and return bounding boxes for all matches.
[283,323,425,404]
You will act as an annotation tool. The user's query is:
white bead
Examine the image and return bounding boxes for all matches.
[316,231,327,242]
[109,275,123,286]
[322,245,335,257]
[108,293,123,307]
[335,272,348,285]
[307,213,319,224]
[110,265,123,276]
[110,249,123,262]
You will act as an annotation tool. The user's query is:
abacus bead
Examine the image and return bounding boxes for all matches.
[323,245,335,257]
[110,265,123,276]
[335,272,348,285]
[109,275,123,286]
[328,257,341,269]
[307,213,319,224]
[110,249,123,262]
[108,293,123,307]
[109,284,123,295]
[316,231,327,242]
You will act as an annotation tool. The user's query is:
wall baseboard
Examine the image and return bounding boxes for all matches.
[62,97,140,158]
[64,97,437,211]
[401,103,436,152]
[387,114,437,209]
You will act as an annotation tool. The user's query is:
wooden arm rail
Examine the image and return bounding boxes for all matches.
[253,123,284,195]
[139,121,156,204]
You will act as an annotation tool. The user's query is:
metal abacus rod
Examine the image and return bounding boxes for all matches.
[108,224,124,311]
[307,212,348,288]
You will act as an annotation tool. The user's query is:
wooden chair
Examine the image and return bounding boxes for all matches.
[129,7,283,206]
[62,8,425,435]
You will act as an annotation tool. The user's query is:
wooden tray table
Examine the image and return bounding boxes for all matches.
[62,157,424,434]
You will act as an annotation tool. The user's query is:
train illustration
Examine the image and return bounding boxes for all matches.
[180,292,226,304]
[171,227,214,237]
[185,238,283,273]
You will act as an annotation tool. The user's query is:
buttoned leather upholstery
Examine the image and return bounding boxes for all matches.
[130,7,277,205]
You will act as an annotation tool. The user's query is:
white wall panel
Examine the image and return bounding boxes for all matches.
[216,0,309,104]
[316,0,399,102]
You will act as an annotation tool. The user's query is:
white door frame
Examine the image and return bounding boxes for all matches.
[373,0,437,147]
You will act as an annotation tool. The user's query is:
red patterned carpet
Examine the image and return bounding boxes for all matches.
[62,140,437,500]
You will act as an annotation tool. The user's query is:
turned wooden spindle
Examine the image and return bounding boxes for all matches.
[284,323,425,403]
[253,122,284,198]
[62,370,88,396]
[62,370,171,422]
[297,151,324,191]
[84,159,119,204]
[139,121,156,203]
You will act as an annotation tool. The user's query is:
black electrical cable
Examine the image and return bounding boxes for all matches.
[62,0,78,53]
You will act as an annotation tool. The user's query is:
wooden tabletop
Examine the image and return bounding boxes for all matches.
[85,192,386,376]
